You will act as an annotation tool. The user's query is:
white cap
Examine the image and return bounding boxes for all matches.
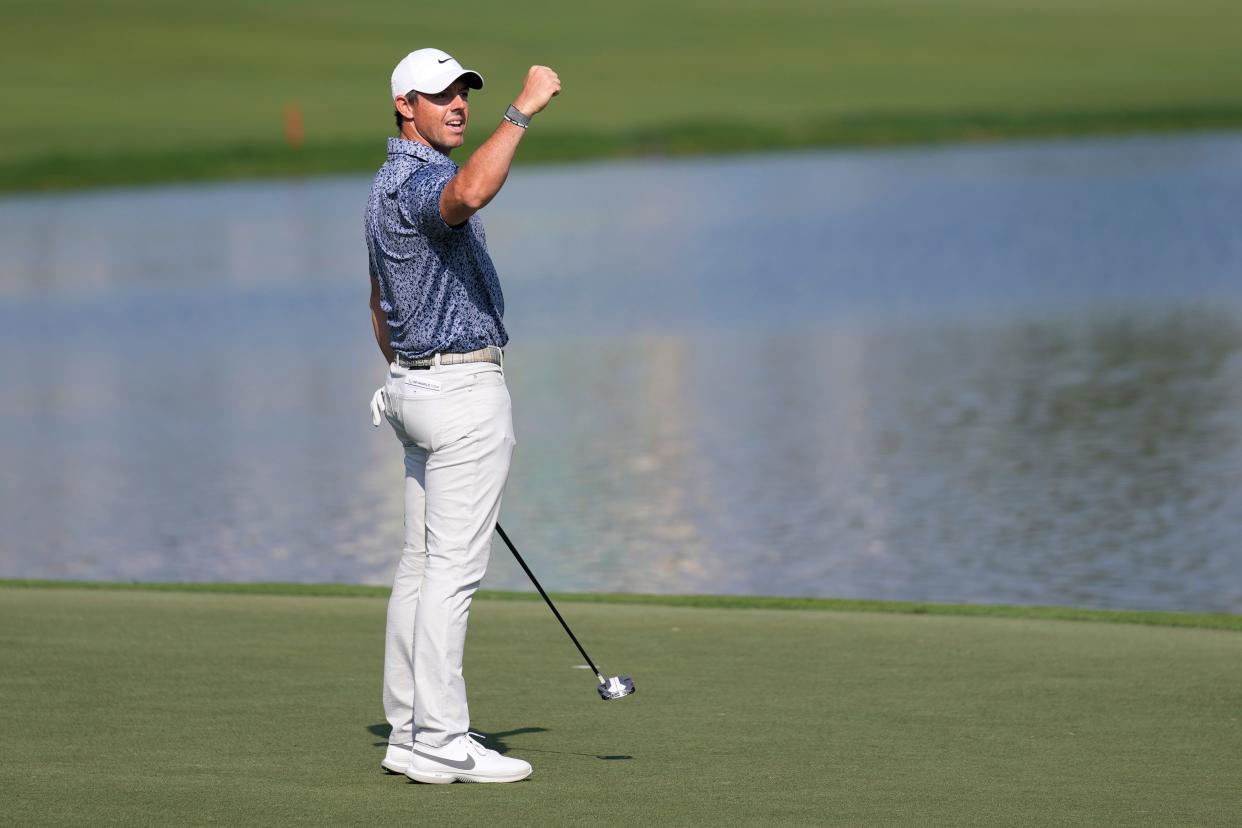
[390,48,484,100]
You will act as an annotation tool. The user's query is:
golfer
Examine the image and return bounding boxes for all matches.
[364,48,560,784]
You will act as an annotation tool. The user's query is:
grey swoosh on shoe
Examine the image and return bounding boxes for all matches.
[412,749,476,771]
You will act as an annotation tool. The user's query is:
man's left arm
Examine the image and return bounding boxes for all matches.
[439,65,561,227]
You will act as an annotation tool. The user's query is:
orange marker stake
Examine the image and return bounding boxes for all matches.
[284,101,305,151]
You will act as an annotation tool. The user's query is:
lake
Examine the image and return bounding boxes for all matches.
[2,131,1240,612]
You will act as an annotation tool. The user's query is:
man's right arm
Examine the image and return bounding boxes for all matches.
[439,65,561,227]
[370,271,395,365]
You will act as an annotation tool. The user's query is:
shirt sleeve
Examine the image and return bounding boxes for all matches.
[396,162,461,240]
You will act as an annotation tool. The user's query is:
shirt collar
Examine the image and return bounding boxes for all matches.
[387,136,454,166]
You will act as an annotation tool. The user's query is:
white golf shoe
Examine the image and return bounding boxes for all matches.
[381,742,413,774]
[405,733,532,784]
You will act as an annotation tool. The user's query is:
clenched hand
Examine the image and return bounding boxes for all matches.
[513,65,561,117]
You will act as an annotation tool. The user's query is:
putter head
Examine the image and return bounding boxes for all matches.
[598,674,635,700]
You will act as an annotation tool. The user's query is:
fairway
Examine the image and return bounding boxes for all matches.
[3,0,1242,189]
[2,587,1239,825]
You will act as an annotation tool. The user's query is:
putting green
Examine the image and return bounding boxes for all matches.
[2,587,1239,825]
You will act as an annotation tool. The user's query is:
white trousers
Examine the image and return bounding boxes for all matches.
[381,359,515,749]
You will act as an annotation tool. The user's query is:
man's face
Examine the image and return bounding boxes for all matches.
[408,79,471,154]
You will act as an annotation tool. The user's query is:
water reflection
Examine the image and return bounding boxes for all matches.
[2,134,1241,612]
[489,306,1242,613]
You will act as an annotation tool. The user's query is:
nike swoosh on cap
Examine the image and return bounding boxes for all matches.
[437,57,452,64]
[412,749,476,770]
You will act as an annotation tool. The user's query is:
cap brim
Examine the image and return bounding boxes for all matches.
[409,69,484,94]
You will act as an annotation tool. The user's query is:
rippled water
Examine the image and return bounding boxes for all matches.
[2,133,1241,611]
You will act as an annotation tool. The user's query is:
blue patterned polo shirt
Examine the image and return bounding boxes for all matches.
[365,137,507,359]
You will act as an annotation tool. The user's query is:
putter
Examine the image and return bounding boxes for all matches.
[495,523,635,700]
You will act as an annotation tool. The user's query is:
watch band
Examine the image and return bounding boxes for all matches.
[504,104,531,129]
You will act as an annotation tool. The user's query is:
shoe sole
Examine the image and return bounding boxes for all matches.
[380,760,408,775]
[406,768,532,784]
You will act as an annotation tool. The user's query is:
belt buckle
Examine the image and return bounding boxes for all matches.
[399,354,427,369]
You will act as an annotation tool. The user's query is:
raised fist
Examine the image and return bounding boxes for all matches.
[513,65,561,117]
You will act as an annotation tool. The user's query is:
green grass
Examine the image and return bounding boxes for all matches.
[2,586,1240,825]
[2,578,1240,631]
[3,0,1242,191]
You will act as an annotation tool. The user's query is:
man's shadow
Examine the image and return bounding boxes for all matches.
[367,723,631,760]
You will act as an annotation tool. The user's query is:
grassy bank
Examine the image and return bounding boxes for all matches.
[2,585,1239,825]
[8,105,1242,193]
[2,578,1240,632]
[3,0,1242,191]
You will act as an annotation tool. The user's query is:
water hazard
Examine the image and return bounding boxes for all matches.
[2,133,1241,612]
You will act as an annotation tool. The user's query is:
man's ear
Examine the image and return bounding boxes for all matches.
[394,94,417,120]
